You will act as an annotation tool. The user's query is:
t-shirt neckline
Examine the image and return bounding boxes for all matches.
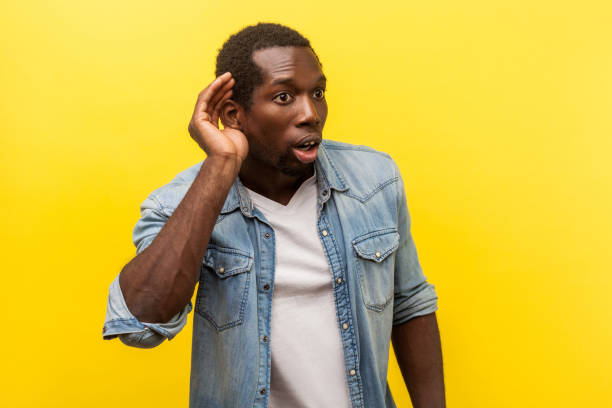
[244,171,317,213]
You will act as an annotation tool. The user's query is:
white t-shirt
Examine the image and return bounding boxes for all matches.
[245,173,351,408]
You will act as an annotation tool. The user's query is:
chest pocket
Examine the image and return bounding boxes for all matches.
[352,228,399,312]
[195,245,253,331]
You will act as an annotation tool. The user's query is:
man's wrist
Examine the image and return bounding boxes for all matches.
[205,153,242,177]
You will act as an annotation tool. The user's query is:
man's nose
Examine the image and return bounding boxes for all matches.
[296,96,321,127]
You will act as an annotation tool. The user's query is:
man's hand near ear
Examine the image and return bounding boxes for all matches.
[188,72,248,169]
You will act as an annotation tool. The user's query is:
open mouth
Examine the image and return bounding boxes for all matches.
[292,139,320,163]
[294,140,318,151]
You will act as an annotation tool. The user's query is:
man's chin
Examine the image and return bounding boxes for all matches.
[279,162,314,178]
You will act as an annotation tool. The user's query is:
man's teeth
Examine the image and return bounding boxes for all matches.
[296,141,316,150]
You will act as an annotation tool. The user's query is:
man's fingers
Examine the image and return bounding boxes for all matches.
[210,89,233,129]
[201,72,232,103]
[212,89,233,118]
[193,72,232,119]
[207,78,235,116]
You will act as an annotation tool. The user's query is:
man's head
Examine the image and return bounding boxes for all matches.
[215,22,316,110]
[217,23,327,179]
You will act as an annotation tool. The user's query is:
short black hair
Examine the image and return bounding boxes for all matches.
[215,22,317,110]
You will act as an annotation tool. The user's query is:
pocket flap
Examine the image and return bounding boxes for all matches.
[352,229,399,262]
[203,246,253,278]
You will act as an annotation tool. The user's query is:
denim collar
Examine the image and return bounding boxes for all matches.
[220,140,349,216]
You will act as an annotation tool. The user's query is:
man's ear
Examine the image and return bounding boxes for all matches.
[219,100,245,131]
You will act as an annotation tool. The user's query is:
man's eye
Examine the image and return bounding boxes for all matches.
[313,89,325,99]
[274,92,293,103]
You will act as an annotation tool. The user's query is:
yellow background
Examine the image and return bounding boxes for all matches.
[1,1,611,406]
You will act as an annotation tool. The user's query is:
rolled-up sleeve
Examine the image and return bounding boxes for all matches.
[392,165,438,326]
[103,276,192,348]
[102,193,192,348]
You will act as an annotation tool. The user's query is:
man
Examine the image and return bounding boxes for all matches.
[103,23,445,408]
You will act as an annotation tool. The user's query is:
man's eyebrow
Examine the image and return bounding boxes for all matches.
[269,75,327,86]
[270,77,293,86]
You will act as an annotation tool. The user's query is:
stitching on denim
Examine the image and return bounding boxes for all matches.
[354,260,395,313]
[206,244,253,258]
[352,227,398,245]
[352,228,400,262]
[104,318,145,330]
[364,291,395,312]
[342,176,399,203]
[321,147,348,190]
[353,240,400,262]
[237,265,250,328]
[253,218,273,406]
[195,246,253,331]
[202,245,254,276]
[318,213,363,403]
[195,272,250,332]
[105,317,140,324]
[198,268,251,332]
[352,228,398,312]
[263,221,275,402]
[144,323,171,338]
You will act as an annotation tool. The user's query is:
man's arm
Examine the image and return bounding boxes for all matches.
[392,312,446,408]
[390,161,445,407]
[118,72,248,323]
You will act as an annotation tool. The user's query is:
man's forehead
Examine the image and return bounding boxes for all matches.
[252,46,323,83]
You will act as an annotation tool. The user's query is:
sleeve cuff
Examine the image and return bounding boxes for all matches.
[393,282,439,326]
[102,275,192,345]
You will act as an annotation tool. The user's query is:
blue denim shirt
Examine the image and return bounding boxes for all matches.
[103,140,438,408]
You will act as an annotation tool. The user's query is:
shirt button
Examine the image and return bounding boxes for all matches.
[219,267,225,274]
[259,388,266,395]
[336,277,343,285]
[264,232,270,239]
[263,284,270,291]
[375,251,381,258]
[342,323,349,330]
[262,335,268,343]
[322,230,328,237]
[349,369,356,376]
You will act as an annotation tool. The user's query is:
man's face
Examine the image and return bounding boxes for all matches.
[241,46,327,178]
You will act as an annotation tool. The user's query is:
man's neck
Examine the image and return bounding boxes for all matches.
[238,159,314,206]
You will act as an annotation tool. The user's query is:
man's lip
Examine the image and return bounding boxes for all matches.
[294,133,322,147]
[292,143,319,163]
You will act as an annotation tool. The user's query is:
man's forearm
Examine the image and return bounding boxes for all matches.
[391,312,446,408]
[119,154,240,323]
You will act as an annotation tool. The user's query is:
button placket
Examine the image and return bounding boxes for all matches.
[253,220,274,403]
[318,205,367,405]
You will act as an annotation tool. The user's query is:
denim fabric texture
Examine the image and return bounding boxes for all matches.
[103,140,438,408]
